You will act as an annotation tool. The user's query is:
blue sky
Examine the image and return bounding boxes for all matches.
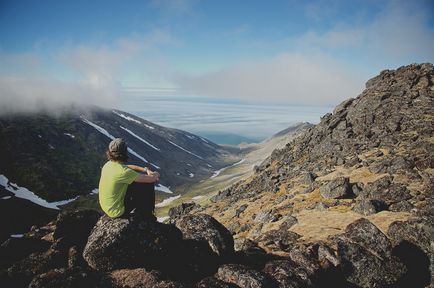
[0,0,433,114]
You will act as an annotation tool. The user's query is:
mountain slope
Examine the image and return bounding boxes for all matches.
[0,107,239,203]
[198,63,433,243]
[153,122,313,217]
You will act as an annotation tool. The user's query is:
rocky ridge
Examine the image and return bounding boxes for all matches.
[193,63,434,286]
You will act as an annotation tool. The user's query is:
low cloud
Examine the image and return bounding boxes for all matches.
[0,76,119,115]
[0,30,174,115]
[177,53,366,106]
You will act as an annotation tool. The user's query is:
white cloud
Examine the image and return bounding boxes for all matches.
[297,0,434,62]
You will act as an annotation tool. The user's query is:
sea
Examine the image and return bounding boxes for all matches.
[120,95,332,145]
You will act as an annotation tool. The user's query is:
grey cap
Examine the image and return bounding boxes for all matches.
[109,138,128,154]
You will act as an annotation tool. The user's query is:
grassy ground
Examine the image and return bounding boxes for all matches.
[155,161,250,218]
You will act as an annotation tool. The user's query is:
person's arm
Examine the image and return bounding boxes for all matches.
[127,165,147,173]
[134,173,159,183]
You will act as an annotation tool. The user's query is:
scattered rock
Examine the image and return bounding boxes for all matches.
[168,202,198,222]
[278,215,298,229]
[301,172,316,184]
[255,229,300,253]
[253,210,273,224]
[320,177,352,199]
[235,204,248,218]
[28,267,96,288]
[352,199,387,215]
[314,202,329,211]
[8,248,66,285]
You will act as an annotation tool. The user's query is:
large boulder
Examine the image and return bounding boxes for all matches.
[344,218,392,257]
[337,218,407,287]
[320,177,352,199]
[254,228,300,253]
[263,260,313,288]
[233,238,269,270]
[83,216,182,272]
[352,199,387,215]
[175,214,234,258]
[216,264,278,288]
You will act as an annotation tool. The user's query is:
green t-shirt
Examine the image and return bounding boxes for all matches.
[98,161,139,218]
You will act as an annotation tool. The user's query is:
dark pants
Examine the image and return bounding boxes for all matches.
[122,182,155,219]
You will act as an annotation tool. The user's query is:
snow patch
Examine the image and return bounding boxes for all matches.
[81,117,159,169]
[0,174,78,210]
[38,134,42,138]
[200,137,209,143]
[189,173,194,178]
[64,133,75,139]
[155,184,174,194]
[91,188,99,195]
[112,110,155,129]
[186,135,196,140]
[11,234,24,238]
[1,196,12,200]
[192,195,204,200]
[157,216,169,223]
[48,144,55,149]
[155,195,181,208]
[168,140,203,160]
[112,110,141,124]
[211,159,245,178]
[81,117,116,140]
[120,126,160,151]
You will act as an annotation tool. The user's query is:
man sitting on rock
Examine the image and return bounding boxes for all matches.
[99,138,159,220]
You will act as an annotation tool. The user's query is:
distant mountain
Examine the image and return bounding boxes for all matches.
[0,107,239,204]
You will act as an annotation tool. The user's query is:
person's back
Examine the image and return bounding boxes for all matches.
[99,160,140,217]
[98,138,160,220]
